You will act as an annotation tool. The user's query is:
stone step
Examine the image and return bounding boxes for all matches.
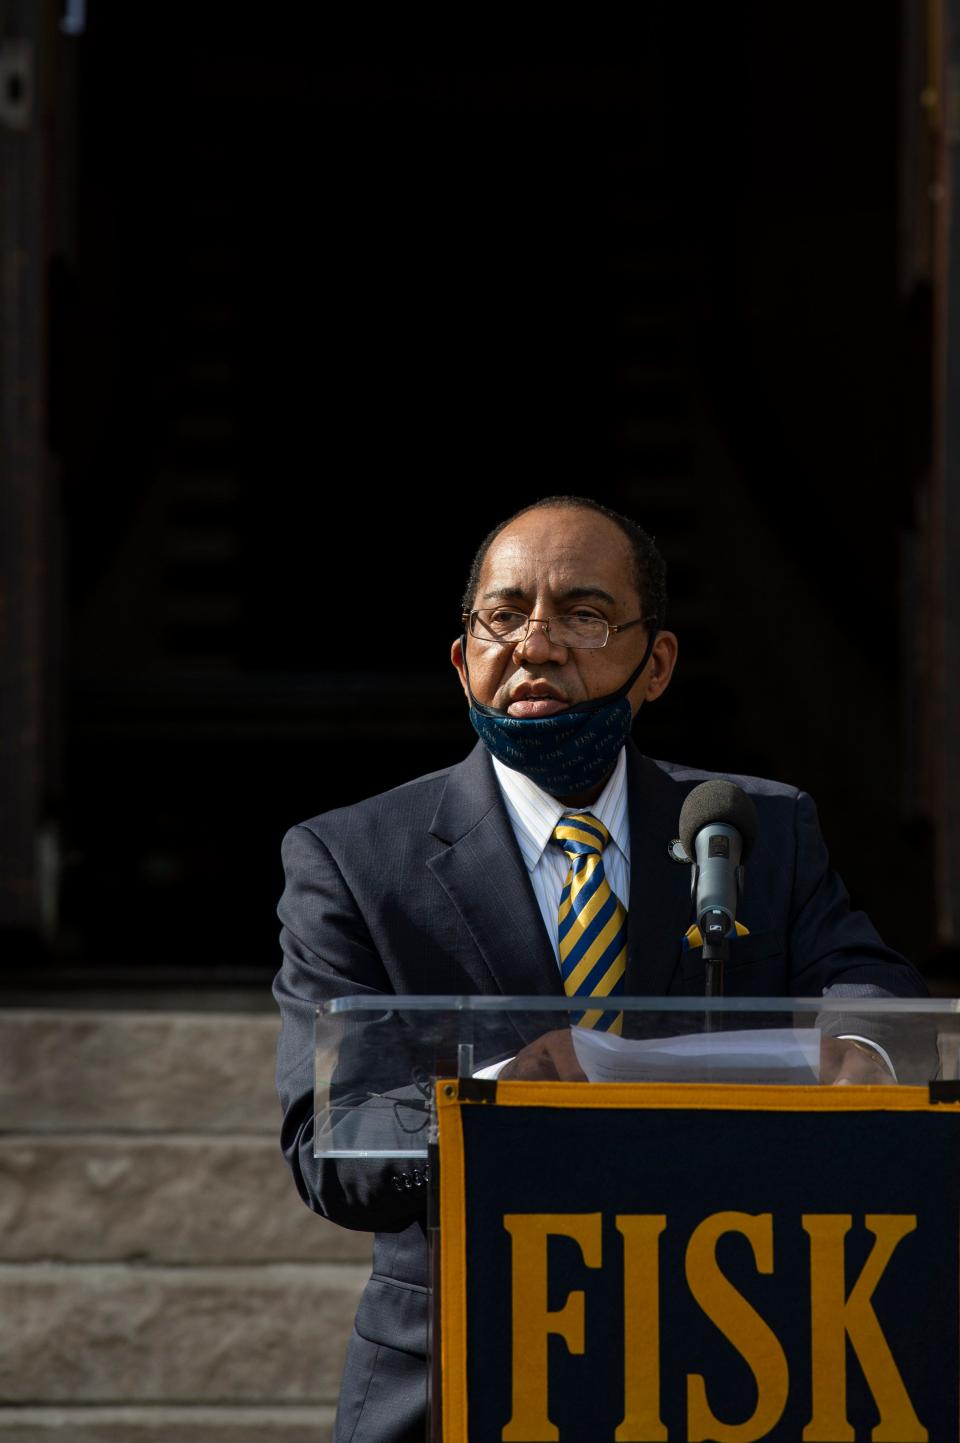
[0,1405,336,1442]
[0,1135,371,1264]
[0,1011,281,1132]
[0,1262,367,1403]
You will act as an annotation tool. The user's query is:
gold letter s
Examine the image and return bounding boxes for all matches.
[685,1211,789,1443]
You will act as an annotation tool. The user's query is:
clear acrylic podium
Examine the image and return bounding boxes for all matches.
[314,995,954,1161]
[314,996,958,1441]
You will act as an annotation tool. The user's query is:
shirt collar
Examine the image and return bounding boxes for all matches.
[491,747,630,871]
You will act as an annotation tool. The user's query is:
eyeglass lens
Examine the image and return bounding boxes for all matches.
[470,608,608,649]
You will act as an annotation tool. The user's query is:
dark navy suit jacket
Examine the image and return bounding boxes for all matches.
[273,741,925,1443]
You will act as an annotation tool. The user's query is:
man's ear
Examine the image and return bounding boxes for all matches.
[629,630,679,717]
[451,635,470,700]
[644,630,679,702]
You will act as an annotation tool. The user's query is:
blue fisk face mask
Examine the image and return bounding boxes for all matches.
[462,628,658,797]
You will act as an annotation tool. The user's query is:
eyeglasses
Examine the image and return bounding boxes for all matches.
[463,608,654,651]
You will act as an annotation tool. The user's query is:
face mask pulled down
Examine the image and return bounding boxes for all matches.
[462,630,657,797]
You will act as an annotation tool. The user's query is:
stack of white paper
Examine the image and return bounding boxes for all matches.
[570,1026,821,1085]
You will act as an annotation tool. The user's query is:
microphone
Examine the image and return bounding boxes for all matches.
[678,781,759,995]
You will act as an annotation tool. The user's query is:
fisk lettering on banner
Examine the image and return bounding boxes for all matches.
[501,1211,926,1443]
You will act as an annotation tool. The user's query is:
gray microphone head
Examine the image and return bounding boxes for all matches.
[678,781,759,862]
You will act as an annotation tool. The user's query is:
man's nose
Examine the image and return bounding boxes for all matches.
[515,620,567,662]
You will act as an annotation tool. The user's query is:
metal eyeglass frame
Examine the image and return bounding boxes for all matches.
[461,609,657,650]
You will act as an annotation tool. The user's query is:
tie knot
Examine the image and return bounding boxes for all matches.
[553,812,610,857]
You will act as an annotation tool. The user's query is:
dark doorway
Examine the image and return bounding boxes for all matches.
[4,3,943,990]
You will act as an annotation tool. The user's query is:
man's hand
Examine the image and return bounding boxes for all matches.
[498,1028,588,1081]
[820,1036,895,1086]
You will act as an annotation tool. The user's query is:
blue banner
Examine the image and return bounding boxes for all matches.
[437,1082,960,1442]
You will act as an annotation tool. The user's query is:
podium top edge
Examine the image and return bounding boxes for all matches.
[318,994,959,1017]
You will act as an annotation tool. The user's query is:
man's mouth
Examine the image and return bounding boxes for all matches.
[506,685,570,719]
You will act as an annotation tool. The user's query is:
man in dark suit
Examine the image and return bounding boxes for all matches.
[274,496,926,1443]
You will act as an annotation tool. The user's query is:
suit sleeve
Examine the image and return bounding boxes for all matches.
[783,790,937,1081]
[273,822,430,1232]
[785,790,926,997]
[779,793,935,1078]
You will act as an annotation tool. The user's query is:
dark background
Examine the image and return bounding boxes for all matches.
[3,2,954,991]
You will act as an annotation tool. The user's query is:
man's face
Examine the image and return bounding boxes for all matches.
[451,506,677,718]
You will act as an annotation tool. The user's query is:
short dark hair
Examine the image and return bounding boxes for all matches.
[461,495,667,623]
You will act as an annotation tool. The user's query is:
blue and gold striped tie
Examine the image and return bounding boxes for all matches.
[554,812,627,1035]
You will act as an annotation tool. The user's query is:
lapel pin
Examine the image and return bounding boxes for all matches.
[667,838,692,864]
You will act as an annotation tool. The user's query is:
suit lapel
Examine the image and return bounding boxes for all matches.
[427,741,694,1014]
[625,745,695,995]
[427,744,562,1000]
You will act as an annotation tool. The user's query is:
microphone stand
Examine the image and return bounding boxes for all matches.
[701,909,729,1033]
